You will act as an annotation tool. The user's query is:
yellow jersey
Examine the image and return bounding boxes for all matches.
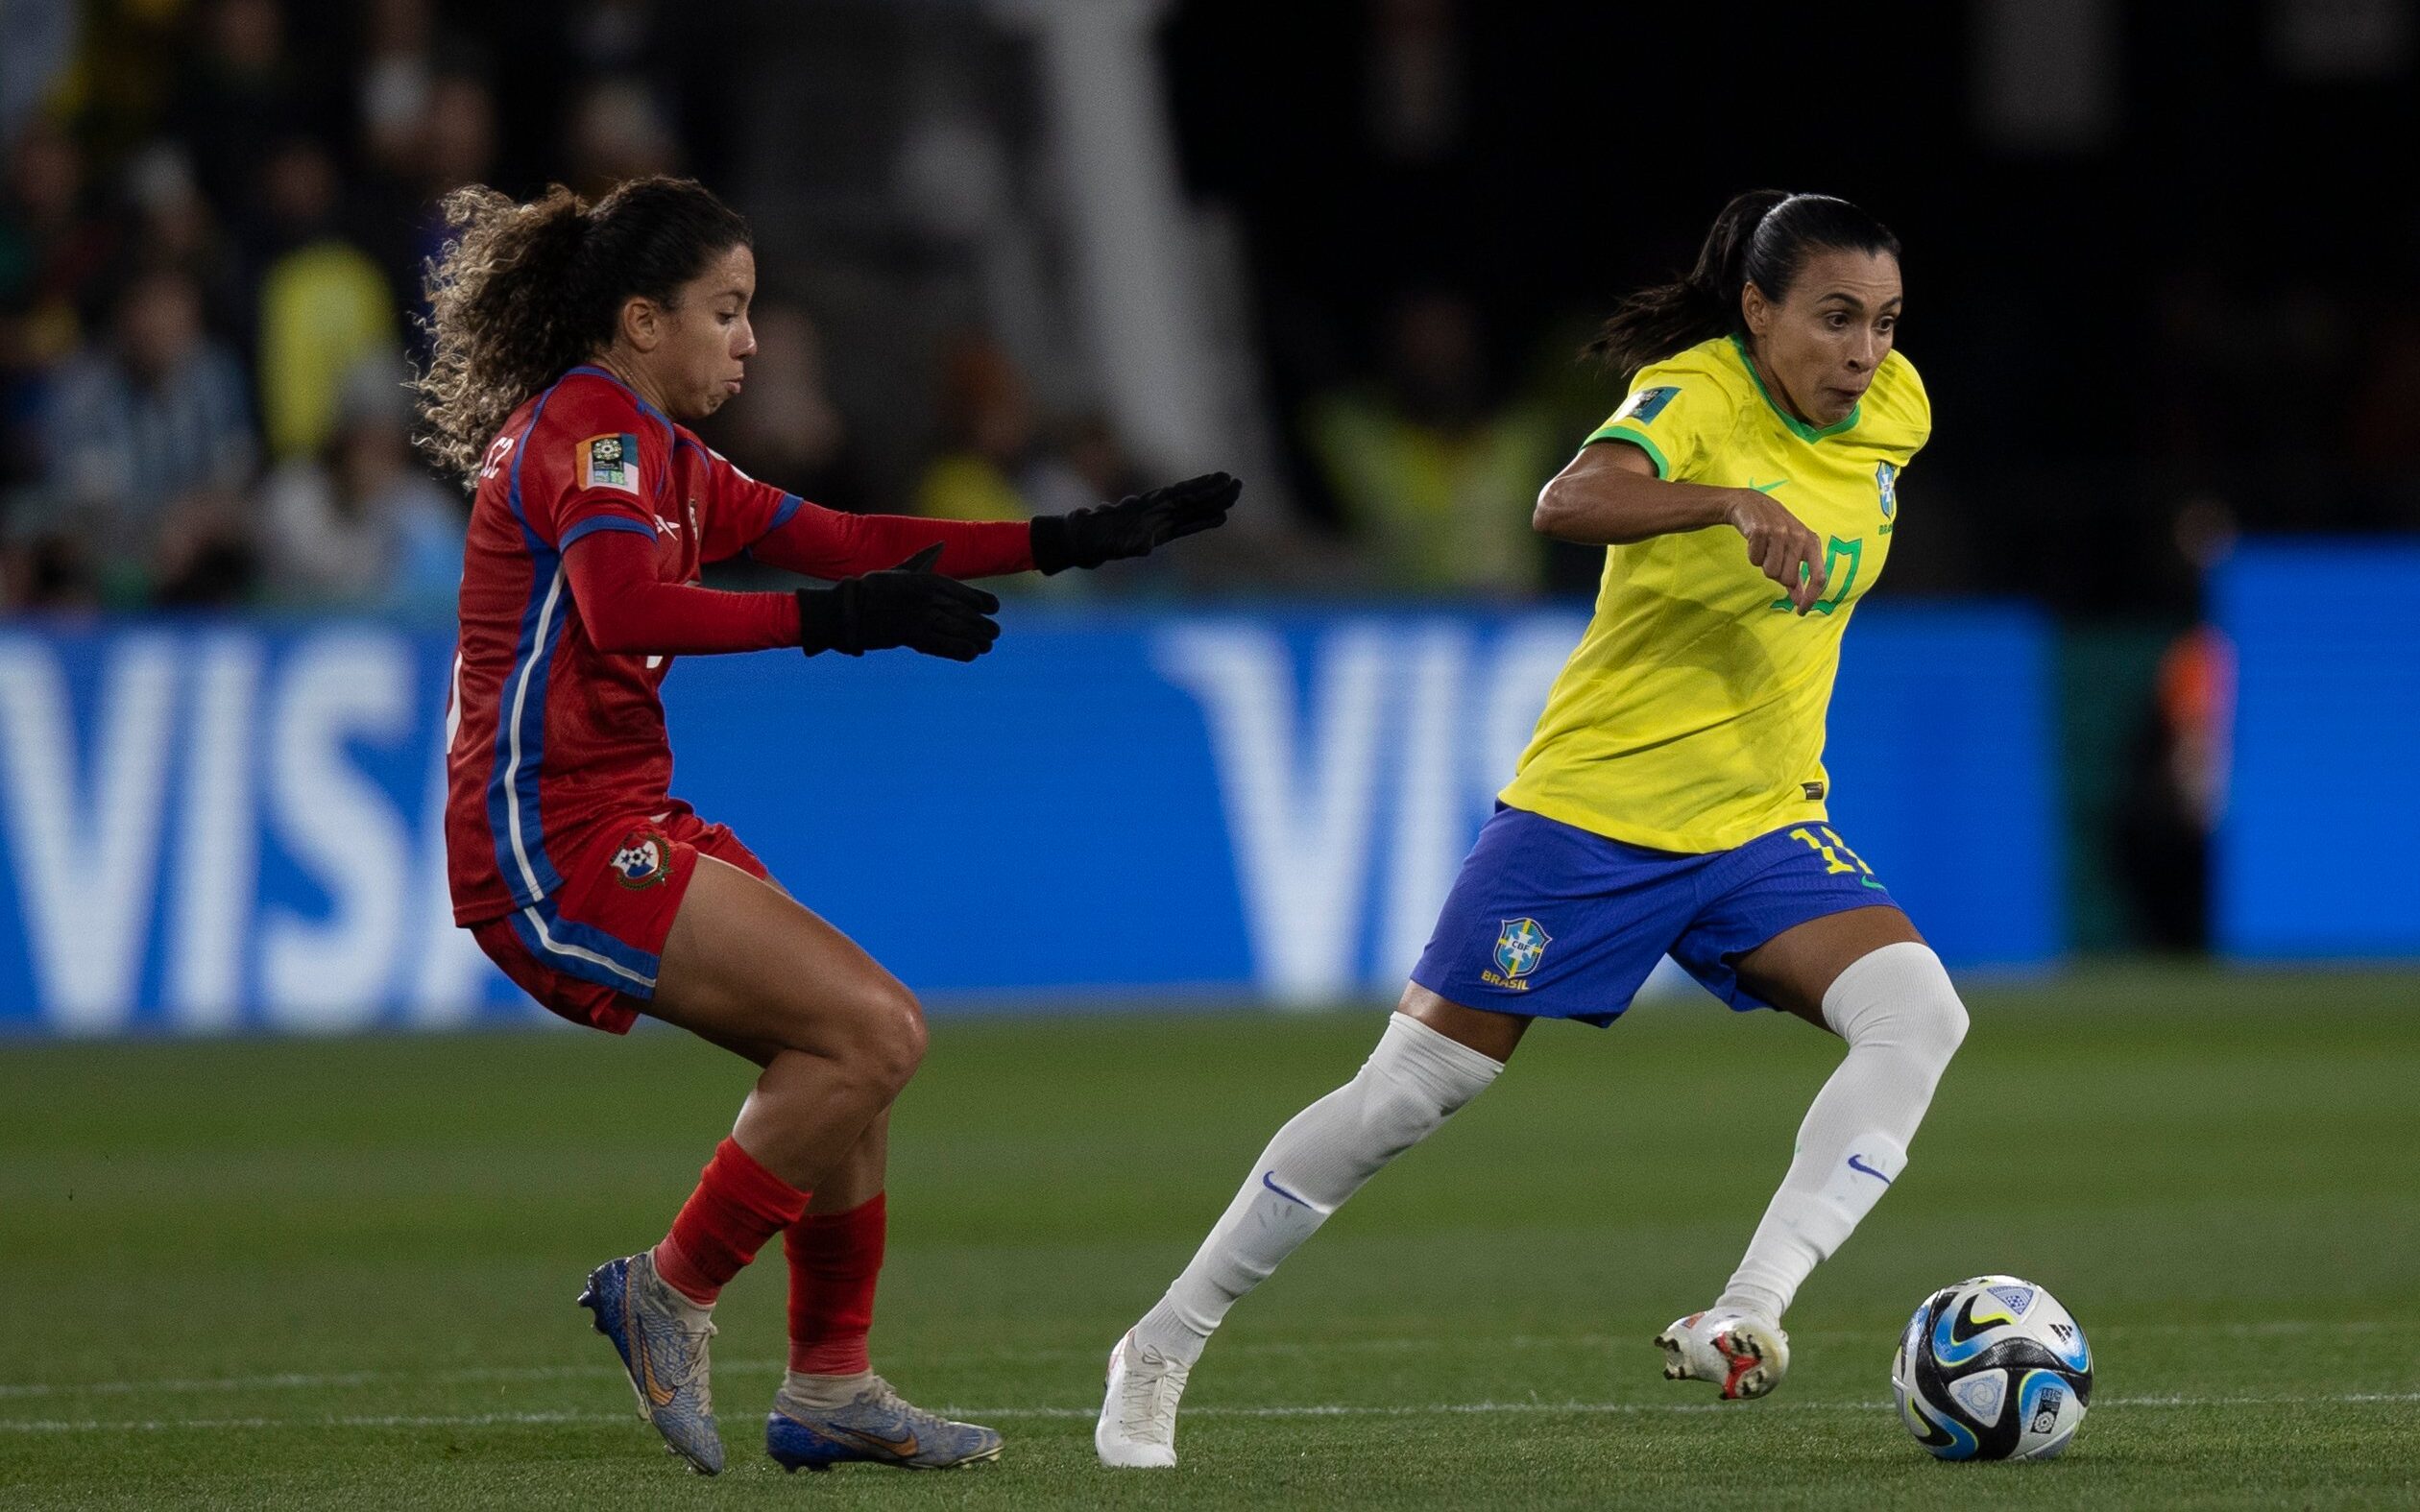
[1499,334,1930,852]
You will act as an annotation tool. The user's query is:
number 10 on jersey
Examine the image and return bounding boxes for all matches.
[1773,536,1865,616]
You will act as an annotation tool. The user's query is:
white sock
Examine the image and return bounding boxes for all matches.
[778,1369,873,1410]
[1131,1013,1505,1364]
[1718,941,1968,1322]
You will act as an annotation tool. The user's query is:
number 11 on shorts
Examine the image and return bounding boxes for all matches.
[1789,826,1887,890]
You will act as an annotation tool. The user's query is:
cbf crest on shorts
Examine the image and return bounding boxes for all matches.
[581,433,641,494]
[1482,917,1551,991]
[610,827,671,889]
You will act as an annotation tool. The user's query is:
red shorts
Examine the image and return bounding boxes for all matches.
[469,809,772,1034]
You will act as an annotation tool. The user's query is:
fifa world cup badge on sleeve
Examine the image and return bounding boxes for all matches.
[1616,386,1680,424]
[1482,918,1551,991]
[610,827,672,889]
[581,433,641,494]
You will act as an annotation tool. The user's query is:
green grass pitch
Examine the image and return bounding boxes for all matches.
[3,966,2416,1509]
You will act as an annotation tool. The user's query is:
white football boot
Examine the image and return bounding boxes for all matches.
[1095,1330,1190,1468]
[1656,1308,1791,1400]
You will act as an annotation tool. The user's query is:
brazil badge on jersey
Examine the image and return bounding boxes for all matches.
[1500,335,1931,854]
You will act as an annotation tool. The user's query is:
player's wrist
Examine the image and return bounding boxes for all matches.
[1718,488,1766,534]
[1028,514,1079,575]
[795,584,863,657]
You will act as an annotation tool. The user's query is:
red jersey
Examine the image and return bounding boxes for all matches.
[446,366,1032,925]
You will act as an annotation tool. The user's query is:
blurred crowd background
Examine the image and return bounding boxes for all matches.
[2,0,2414,951]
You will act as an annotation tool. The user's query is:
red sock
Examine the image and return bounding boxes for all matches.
[786,1192,886,1376]
[652,1138,811,1305]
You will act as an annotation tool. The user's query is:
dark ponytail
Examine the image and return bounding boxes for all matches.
[413,177,752,486]
[1585,189,1900,381]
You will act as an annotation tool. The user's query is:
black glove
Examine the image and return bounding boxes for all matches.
[797,544,1001,662]
[1028,471,1242,574]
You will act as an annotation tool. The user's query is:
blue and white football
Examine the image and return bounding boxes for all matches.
[1891,1274,2093,1461]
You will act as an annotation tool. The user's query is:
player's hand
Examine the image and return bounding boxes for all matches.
[1029,471,1242,573]
[798,544,1002,661]
[1724,489,1827,613]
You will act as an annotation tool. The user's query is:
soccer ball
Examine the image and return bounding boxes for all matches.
[1891,1274,2093,1460]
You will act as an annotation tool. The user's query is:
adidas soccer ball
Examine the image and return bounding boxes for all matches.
[1891,1274,2093,1460]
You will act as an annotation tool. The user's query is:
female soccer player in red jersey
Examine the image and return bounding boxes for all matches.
[415,176,1238,1476]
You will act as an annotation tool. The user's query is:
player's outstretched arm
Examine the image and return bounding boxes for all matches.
[1533,442,1828,613]
[736,473,1240,582]
[795,544,1001,662]
[565,532,999,661]
[1028,471,1242,574]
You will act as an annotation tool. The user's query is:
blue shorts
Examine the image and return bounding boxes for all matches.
[1410,804,1900,1026]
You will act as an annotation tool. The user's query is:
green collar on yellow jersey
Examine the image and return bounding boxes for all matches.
[1729,334,1861,443]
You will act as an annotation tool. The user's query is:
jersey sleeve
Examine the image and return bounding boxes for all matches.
[695,445,805,564]
[693,444,1035,578]
[747,504,1037,581]
[564,527,800,656]
[1583,359,1737,482]
[1867,350,1932,465]
[534,384,666,550]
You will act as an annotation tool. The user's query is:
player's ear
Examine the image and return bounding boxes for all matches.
[1741,281,1772,340]
[619,295,662,353]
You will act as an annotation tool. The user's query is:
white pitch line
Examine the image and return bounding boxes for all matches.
[4,1318,2408,1403]
[0,1410,619,1434]
[3,1393,2415,1436]
[0,1364,623,1401]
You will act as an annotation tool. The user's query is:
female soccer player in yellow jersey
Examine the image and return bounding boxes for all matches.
[1098,190,1969,1467]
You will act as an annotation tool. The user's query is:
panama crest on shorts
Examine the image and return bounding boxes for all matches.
[609,827,671,889]
[1482,917,1551,991]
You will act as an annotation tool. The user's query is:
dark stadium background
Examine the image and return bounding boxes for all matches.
[2,4,2414,1507]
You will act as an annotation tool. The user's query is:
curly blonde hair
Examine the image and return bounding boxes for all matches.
[412,178,751,487]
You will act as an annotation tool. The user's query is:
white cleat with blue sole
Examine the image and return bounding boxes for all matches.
[577,1252,724,1475]
[765,1377,1002,1471]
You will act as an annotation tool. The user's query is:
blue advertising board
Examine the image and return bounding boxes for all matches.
[2214,543,2420,958]
[0,604,2060,1036]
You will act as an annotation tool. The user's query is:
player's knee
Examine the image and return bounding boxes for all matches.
[1350,1017,1504,1151]
[1350,1083,1435,1163]
[1925,988,1971,1061]
[841,978,926,1095]
[1834,942,1967,1065]
[1898,952,1969,1063]
[1888,975,1967,1072]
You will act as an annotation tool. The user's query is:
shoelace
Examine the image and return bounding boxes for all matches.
[675,1315,717,1417]
[859,1377,962,1437]
[1117,1348,1184,1441]
[640,1274,718,1416]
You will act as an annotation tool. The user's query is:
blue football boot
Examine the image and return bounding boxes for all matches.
[765,1376,1003,1472]
[577,1252,725,1475]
